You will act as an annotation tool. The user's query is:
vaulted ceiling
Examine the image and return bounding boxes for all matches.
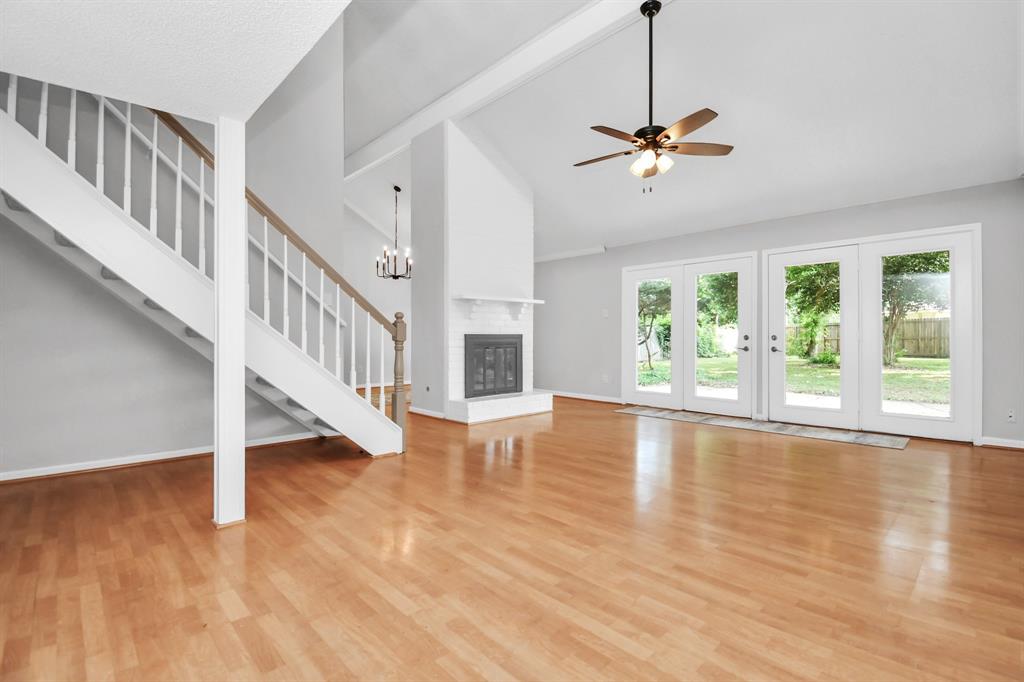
[347,0,1022,260]
[343,0,588,154]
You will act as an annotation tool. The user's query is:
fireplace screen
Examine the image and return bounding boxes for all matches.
[465,334,523,398]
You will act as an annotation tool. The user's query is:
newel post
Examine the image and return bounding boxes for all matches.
[391,312,407,451]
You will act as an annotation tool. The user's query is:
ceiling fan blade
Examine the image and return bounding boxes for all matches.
[658,108,718,142]
[591,125,640,143]
[666,142,734,156]
[573,149,637,167]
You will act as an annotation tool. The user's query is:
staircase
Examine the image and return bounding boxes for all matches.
[0,73,406,456]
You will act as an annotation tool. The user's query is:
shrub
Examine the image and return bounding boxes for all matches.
[809,349,839,366]
[696,325,722,358]
[655,316,672,359]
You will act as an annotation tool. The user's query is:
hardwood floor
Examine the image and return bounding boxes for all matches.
[1,397,1022,681]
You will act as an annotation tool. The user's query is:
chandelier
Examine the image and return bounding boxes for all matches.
[376,185,412,280]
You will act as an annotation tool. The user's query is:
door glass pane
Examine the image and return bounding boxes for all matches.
[695,271,739,400]
[784,262,841,409]
[636,278,671,392]
[881,250,951,417]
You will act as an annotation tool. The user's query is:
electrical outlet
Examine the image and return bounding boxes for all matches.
[1008,409,1016,423]
[601,372,609,384]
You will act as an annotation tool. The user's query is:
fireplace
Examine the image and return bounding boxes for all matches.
[464,334,523,398]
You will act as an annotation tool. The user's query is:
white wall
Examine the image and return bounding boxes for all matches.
[446,122,534,300]
[410,123,448,413]
[535,179,1024,442]
[410,120,536,414]
[445,122,535,403]
[0,219,302,478]
[246,16,344,265]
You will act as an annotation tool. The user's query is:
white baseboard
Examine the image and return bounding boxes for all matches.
[975,436,1024,450]
[539,388,624,404]
[409,406,446,419]
[0,431,316,482]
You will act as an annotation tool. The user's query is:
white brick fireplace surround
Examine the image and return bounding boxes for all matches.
[411,120,552,424]
[447,297,552,423]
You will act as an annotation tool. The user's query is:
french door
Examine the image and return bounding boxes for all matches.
[767,231,974,439]
[768,246,860,429]
[622,256,754,417]
[681,258,754,417]
[859,232,973,440]
[622,265,682,408]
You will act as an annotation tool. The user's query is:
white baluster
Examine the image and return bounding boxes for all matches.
[379,323,386,414]
[122,104,132,212]
[198,164,206,276]
[7,74,16,120]
[67,89,77,169]
[334,283,342,380]
[174,137,182,255]
[300,253,308,353]
[262,217,270,323]
[96,96,105,193]
[318,269,325,364]
[365,310,371,403]
[149,114,158,234]
[282,234,290,340]
[37,83,48,144]
[349,298,357,388]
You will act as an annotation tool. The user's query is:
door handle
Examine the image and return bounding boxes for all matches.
[771,346,780,353]
[737,345,749,352]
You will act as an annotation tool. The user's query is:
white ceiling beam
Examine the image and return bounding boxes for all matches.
[344,0,652,180]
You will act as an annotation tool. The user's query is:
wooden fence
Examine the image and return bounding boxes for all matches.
[786,317,949,358]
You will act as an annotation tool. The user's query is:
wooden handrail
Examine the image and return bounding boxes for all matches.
[151,109,396,336]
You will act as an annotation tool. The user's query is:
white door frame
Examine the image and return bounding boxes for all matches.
[759,223,982,442]
[767,245,860,429]
[621,264,683,408]
[859,232,974,440]
[681,256,755,417]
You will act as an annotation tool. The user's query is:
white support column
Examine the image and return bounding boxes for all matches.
[213,116,246,529]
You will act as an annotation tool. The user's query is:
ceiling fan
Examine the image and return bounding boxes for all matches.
[574,0,733,178]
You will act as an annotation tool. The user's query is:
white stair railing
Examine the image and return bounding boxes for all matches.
[1,72,407,441]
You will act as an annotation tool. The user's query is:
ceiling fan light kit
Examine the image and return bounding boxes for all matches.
[574,0,733,181]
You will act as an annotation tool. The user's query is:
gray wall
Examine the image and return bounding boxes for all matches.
[535,179,1024,441]
[0,219,302,476]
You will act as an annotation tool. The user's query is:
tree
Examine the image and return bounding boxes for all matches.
[782,255,949,365]
[637,279,671,370]
[696,272,738,327]
[785,262,840,357]
[881,251,949,366]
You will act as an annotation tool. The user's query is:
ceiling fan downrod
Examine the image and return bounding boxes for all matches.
[641,0,661,128]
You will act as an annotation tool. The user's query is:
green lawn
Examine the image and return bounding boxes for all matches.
[636,355,950,404]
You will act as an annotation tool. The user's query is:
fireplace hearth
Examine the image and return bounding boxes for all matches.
[464,334,523,399]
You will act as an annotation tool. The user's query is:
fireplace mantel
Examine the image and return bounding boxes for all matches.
[453,294,545,320]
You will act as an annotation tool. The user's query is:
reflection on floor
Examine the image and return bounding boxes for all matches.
[1,398,1021,680]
